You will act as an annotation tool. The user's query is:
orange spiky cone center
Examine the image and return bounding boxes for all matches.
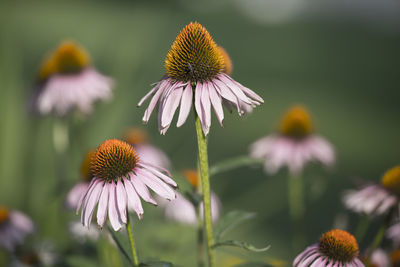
[182,169,199,188]
[80,150,96,182]
[124,128,149,146]
[318,229,359,262]
[279,105,313,138]
[91,139,139,182]
[39,41,90,81]
[381,166,400,196]
[165,22,225,82]
[0,206,9,223]
[218,46,233,75]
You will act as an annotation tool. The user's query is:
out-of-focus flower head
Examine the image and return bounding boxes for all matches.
[250,105,335,175]
[138,22,263,135]
[32,40,113,116]
[123,128,171,169]
[0,206,34,251]
[343,165,400,217]
[293,229,364,267]
[77,139,177,231]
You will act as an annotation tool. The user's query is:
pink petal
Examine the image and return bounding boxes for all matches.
[129,172,157,205]
[194,82,204,126]
[137,83,159,107]
[76,178,97,214]
[116,179,128,224]
[97,183,110,228]
[177,83,193,127]
[201,83,212,131]
[108,183,123,231]
[142,79,170,123]
[124,177,144,218]
[208,83,224,126]
[137,170,176,200]
[82,180,103,227]
[218,74,251,104]
[138,163,177,187]
[161,86,183,128]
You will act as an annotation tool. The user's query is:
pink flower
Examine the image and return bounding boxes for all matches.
[77,139,177,231]
[343,166,400,217]
[0,207,34,251]
[387,222,400,246]
[293,229,364,267]
[138,22,263,135]
[250,105,335,175]
[33,41,113,116]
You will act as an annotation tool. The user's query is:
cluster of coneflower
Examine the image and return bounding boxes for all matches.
[1,21,399,267]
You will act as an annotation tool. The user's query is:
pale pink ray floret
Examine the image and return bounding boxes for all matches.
[0,209,34,251]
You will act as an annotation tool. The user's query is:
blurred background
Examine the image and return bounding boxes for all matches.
[0,0,399,266]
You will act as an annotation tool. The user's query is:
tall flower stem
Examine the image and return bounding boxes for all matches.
[196,167,205,267]
[126,215,139,266]
[195,115,215,267]
[288,173,305,252]
[52,119,69,192]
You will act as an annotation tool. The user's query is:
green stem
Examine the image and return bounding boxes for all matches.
[107,226,132,266]
[355,215,370,244]
[197,206,205,267]
[52,119,69,192]
[126,216,139,266]
[195,115,215,267]
[288,173,306,252]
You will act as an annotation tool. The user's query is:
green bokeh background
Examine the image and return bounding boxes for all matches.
[0,0,399,266]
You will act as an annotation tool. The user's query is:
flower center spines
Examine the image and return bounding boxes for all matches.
[0,206,9,223]
[381,166,400,196]
[279,105,313,138]
[165,22,225,82]
[318,229,359,263]
[39,41,90,81]
[91,139,139,182]
[80,150,96,181]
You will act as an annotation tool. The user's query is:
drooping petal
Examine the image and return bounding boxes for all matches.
[208,82,224,126]
[138,163,177,187]
[177,83,193,127]
[142,79,170,123]
[137,170,176,200]
[83,180,103,227]
[97,183,110,228]
[124,176,144,218]
[116,179,128,224]
[108,183,123,231]
[201,83,212,132]
[161,86,183,128]
[129,172,157,205]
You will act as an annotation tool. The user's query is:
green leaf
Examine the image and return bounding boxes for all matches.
[232,262,274,267]
[209,156,264,177]
[139,261,174,267]
[212,240,270,253]
[215,210,256,241]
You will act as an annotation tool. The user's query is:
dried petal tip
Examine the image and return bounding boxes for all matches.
[381,166,400,196]
[39,40,90,81]
[182,169,199,188]
[280,105,313,138]
[165,22,225,82]
[80,150,96,181]
[91,139,139,182]
[0,206,9,223]
[218,46,233,75]
[123,128,149,146]
[319,229,359,262]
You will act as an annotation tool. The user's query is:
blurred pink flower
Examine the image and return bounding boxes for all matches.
[33,41,113,116]
[343,166,400,216]
[77,139,177,231]
[387,222,400,246]
[138,22,263,135]
[0,207,34,251]
[293,229,363,267]
[250,105,335,175]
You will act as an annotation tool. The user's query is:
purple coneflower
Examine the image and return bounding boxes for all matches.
[293,229,364,267]
[66,149,96,210]
[343,166,400,216]
[124,128,171,169]
[158,170,221,225]
[77,139,177,231]
[250,105,335,175]
[0,206,34,251]
[138,22,263,135]
[33,40,113,116]
[361,249,389,267]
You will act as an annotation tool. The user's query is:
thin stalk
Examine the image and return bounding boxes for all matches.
[195,115,215,267]
[126,215,139,266]
[354,215,370,244]
[368,209,394,259]
[196,166,205,267]
[209,156,264,177]
[106,226,132,266]
[288,173,306,252]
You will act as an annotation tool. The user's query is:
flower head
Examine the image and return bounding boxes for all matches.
[66,150,96,210]
[123,128,171,169]
[0,206,34,251]
[294,229,364,267]
[250,105,335,174]
[138,22,263,135]
[343,166,400,216]
[33,40,113,116]
[77,139,177,231]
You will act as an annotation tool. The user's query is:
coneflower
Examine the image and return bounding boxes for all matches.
[250,105,335,174]
[33,40,113,116]
[138,22,263,135]
[293,229,364,267]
